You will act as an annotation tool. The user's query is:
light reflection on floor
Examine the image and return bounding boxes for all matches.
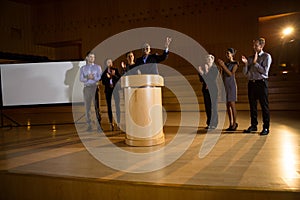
[0,109,299,191]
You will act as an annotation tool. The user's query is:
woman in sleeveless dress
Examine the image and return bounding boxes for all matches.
[218,48,238,131]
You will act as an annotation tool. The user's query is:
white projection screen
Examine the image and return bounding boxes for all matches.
[0,61,86,106]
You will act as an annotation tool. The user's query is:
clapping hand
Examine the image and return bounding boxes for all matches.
[204,64,209,74]
[121,61,126,69]
[88,73,94,80]
[165,37,172,49]
[253,52,258,64]
[111,69,115,76]
[217,59,225,68]
[198,66,204,75]
[241,56,248,64]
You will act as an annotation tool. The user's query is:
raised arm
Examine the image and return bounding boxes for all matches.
[165,37,172,51]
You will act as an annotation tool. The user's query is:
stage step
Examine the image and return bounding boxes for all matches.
[96,72,300,111]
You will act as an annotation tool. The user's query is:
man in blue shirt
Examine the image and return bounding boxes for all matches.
[242,38,272,135]
[80,52,102,131]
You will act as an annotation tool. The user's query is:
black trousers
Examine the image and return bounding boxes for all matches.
[95,87,102,125]
[248,79,270,129]
[202,89,218,127]
[105,88,120,124]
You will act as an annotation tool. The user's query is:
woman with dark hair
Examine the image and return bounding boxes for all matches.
[120,51,136,75]
[218,48,238,131]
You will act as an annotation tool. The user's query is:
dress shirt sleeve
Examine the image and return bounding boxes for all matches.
[94,65,102,82]
[79,67,87,83]
[253,53,272,76]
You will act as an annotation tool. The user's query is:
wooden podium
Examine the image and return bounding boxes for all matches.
[121,75,165,146]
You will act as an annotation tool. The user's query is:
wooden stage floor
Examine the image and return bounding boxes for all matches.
[0,107,300,199]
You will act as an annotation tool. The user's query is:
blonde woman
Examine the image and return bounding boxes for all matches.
[198,54,219,129]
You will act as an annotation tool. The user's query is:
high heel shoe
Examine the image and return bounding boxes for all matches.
[225,125,233,131]
[231,123,238,131]
[226,123,238,131]
[110,123,114,131]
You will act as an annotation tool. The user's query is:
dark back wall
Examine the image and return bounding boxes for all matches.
[1,0,299,69]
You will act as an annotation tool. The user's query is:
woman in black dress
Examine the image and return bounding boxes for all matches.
[198,54,219,129]
[101,59,121,131]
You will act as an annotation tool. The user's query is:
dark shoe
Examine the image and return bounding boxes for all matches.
[110,123,114,131]
[243,126,257,133]
[86,125,92,132]
[97,125,102,132]
[260,129,269,135]
[225,125,233,131]
[232,123,238,131]
[226,123,238,131]
[208,125,216,130]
